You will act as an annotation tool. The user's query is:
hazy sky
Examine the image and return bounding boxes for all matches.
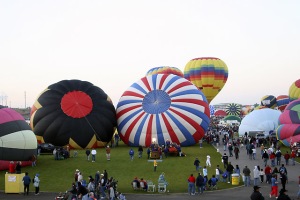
[1,0,299,108]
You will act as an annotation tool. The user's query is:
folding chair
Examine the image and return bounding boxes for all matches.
[147,180,155,192]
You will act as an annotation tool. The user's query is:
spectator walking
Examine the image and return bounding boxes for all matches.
[243,165,251,187]
[253,166,260,186]
[250,186,264,200]
[277,188,291,200]
[187,174,196,195]
[226,162,234,183]
[22,172,31,195]
[196,172,204,194]
[222,153,229,169]
[265,165,272,184]
[33,173,40,195]
[129,148,134,161]
[269,174,279,198]
[194,158,200,171]
[283,151,290,165]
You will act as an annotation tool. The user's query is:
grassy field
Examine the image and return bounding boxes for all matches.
[0,142,244,193]
[1,141,298,194]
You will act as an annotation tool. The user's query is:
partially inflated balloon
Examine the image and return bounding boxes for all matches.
[276,95,290,111]
[0,106,37,161]
[289,79,300,102]
[261,95,277,109]
[146,66,183,77]
[184,57,229,104]
[276,99,300,146]
[30,80,117,149]
[116,74,210,147]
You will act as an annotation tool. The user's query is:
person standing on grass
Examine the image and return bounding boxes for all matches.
[206,155,211,167]
[85,149,91,161]
[91,149,97,162]
[138,145,143,158]
[33,173,40,195]
[106,146,111,161]
[194,158,200,171]
[129,148,134,161]
[22,172,31,195]
[154,159,158,172]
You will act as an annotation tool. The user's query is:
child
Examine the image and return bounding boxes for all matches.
[259,168,265,183]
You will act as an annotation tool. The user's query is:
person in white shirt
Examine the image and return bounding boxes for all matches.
[91,149,97,162]
[206,155,211,167]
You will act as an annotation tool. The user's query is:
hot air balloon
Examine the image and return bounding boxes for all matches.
[276,95,290,111]
[261,95,277,109]
[241,105,254,116]
[116,74,210,147]
[0,105,37,161]
[225,103,241,116]
[30,80,117,149]
[238,108,281,137]
[183,57,229,104]
[214,110,227,117]
[289,79,300,102]
[146,66,184,77]
[276,99,300,146]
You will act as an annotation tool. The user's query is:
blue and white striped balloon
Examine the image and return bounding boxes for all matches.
[116,74,210,147]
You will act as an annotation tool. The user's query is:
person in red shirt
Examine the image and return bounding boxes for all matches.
[187,174,196,195]
[290,150,296,166]
[269,152,276,167]
[283,151,290,165]
[264,165,272,184]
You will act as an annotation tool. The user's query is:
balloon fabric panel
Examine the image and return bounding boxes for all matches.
[289,79,300,101]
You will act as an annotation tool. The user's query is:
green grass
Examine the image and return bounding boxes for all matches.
[0,142,242,193]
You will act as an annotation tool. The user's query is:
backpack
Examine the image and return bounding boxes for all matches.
[222,172,228,178]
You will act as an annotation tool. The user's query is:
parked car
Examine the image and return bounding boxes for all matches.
[38,143,56,154]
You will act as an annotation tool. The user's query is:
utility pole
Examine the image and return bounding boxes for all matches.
[24,91,26,108]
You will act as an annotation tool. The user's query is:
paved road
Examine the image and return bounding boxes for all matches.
[1,142,299,200]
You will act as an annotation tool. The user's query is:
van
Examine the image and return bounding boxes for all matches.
[248,131,265,138]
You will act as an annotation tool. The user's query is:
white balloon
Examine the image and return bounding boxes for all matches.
[238,108,281,137]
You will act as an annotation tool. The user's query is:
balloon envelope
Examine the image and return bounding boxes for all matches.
[116,74,210,147]
[276,95,290,111]
[30,80,117,149]
[0,106,37,161]
[289,79,300,102]
[183,57,229,104]
[146,66,183,77]
[238,108,281,137]
[276,99,300,146]
[261,95,277,109]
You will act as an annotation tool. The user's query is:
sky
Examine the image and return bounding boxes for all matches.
[0,0,300,108]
